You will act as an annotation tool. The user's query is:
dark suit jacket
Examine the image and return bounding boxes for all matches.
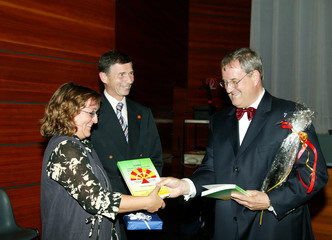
[190,91,328,240]
[91,95,163,194]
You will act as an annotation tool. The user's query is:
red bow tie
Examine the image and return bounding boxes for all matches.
[236,107,256,120]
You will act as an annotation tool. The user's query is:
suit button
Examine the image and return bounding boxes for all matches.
[108,155,113,159]
[233,217,237,221]
[234,167,240,173]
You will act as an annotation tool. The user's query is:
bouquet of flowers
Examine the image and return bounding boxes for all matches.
[261,104,317,194]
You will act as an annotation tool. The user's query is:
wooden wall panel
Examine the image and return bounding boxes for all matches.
[0,0,115,62]
[0,51,100,103]
[0,103,46,145]
[188,51,224,89]
[0,145,43,188]
[188,0,251,89]
[115,0,189,117]
[0,0,116,235]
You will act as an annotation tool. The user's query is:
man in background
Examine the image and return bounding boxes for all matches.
[91,50,163,239]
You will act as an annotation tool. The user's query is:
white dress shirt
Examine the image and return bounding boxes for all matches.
[238,89,265,145]
[104,90,128,124]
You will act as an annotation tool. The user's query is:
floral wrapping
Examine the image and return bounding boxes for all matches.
[261,104,316,193]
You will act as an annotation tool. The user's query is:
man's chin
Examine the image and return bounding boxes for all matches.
[121,91,130,96]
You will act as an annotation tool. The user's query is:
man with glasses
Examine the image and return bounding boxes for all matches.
[159,48,328,240]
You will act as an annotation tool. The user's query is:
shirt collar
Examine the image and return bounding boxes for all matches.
[103,90,127,110]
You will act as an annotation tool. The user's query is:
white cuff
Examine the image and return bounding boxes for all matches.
[182,178,196,201]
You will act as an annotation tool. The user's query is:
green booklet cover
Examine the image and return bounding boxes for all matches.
[201,184,249,200]
[117,158,170,197]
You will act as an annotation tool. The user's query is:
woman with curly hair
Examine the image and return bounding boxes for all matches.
[40,82,165,240]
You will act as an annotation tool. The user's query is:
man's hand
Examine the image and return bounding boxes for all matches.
[157,177,190,198]
[231,190,270,211]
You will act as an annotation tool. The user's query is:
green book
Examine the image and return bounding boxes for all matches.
[117,158,170,197]
[201,184,249,200]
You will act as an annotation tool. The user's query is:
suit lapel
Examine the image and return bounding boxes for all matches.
[224,108,240,156]
[99,95,128,155]
[126,99,141,150]
[237,92,273,157]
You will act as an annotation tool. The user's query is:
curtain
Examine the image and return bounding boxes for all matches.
[250,0,332,134]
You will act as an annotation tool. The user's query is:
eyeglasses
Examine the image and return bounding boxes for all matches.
[219,71,252,88]
[81,110,98,118]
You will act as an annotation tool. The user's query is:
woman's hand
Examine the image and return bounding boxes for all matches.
[145,185,166,213]
[119,186,165,213]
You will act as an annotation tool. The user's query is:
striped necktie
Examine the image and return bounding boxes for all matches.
[116,102,128,142]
